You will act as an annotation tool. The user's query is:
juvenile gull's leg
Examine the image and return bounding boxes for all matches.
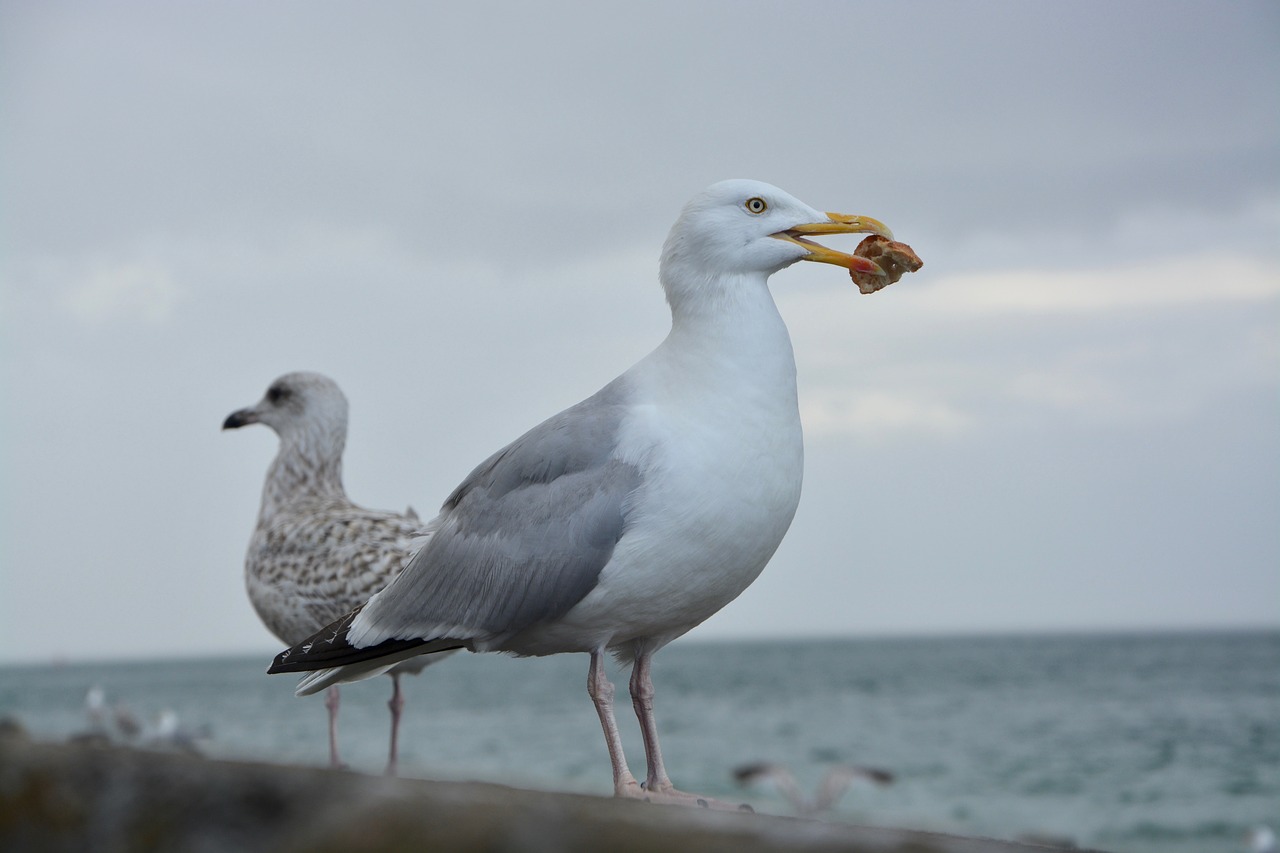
[587,648,642,797]
[386,672,405,776]
[324,686,343,768]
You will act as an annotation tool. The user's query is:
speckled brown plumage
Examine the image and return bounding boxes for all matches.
[224,371,444,773]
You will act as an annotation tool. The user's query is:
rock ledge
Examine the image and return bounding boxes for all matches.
[0,735,1089,852]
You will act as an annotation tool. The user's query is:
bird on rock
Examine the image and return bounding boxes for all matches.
[269,181,900,805]
[225,372,452,774]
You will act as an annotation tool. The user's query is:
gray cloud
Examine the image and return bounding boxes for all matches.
[2,1,1276,662]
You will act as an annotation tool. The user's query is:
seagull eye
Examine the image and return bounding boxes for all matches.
[267,385,290,404]
[745,197,768,215]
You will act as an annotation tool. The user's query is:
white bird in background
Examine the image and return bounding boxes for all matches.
[83,685,107,734]
[732,762,894,816]
[111,701,143,742]
[1247,826,1277,853]
[149,708,210,755]
[269,180,904,806]
[224,372,451,774]
[77,686,143,745]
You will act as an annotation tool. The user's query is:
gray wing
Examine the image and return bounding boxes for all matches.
[352,379,642,646]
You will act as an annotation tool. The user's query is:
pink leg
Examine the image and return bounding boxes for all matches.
[630,651,673,792]
[324,686,343,768]
[587,648,641,797]
[627,650,750,811]
[386,672,405,776]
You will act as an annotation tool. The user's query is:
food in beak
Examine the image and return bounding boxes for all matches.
[850,235,924,295]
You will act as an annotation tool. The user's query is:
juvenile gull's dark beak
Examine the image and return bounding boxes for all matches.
[222,408,259,430]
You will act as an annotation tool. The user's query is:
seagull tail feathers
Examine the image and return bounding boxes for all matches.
[295,659,394,696]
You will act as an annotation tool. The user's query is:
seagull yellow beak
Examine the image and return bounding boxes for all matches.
[773,213,894,274]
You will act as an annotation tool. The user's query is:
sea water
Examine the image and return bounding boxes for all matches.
[2,631,1276,853]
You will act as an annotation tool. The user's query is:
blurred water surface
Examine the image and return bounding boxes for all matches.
[3,631,1276,853]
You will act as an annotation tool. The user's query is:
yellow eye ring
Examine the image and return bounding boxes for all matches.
[745,197,768,214]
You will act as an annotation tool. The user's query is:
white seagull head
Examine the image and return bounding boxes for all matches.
[660,179,893,290]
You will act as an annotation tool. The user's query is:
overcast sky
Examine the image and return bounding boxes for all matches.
[1,1,1276,665]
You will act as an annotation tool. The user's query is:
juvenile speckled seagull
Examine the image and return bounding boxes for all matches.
[270,181,899,805]
[224,372,451,774]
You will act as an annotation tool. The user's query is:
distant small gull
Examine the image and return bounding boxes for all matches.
[269,181,899,806]
[149,708,210,755]
[733,762,894,816]
[76,685,141,745]
[225,372,452,773]
[112,701,143,742]
[84,685,107,733]
[1248,826,1277,853]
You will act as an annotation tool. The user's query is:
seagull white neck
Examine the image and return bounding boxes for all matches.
[659,270,799,399]
[258,426,348,522]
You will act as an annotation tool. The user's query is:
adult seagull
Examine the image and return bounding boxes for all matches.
[270,180,898,805]
[225,372,451,774]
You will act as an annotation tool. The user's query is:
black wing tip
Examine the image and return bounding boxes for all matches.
[267,633,437,674]
[266,649,308,674]
[267,636,342,674]
[264,604,464,675]
[732,762,777,782]
[266,607,365,674]
[864,767,895,786]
